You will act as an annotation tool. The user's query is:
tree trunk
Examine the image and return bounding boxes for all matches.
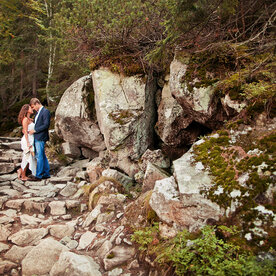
[44,0,56,105]
[20,52,24,101]
[32,38,38,97]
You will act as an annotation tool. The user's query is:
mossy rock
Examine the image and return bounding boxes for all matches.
[193,121,275,249]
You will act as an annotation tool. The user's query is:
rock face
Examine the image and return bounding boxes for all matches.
[55,75,106,153]
[50,251,101,276]
[21,238,69,276]
[149,140,225,232]
[92,69,156,175]
[170,59,218,125]
[155,59,237,151]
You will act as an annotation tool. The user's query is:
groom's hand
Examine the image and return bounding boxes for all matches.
[29,129,35,135]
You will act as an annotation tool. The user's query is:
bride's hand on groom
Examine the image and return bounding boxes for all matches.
[28,129,35,135]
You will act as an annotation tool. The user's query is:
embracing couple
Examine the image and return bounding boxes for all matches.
[17,98,51,181]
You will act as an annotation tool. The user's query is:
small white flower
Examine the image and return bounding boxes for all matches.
[210,133,219,138]
[230,190,241,198]
[254,220,262,227]
[247,148,262,156]
[259,240,265,246]
[214,186,224,195]
[245,233,252,240]
[255,205,274,216]
[238,173,249,186]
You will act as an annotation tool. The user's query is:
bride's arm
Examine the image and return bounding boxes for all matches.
[22,118,31,148]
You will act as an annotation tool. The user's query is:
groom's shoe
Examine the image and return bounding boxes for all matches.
[28,175,42,181]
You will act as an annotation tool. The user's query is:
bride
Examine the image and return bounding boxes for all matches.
[17,104,36,181]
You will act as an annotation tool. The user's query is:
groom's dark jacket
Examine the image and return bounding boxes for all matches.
[34,107,51,142]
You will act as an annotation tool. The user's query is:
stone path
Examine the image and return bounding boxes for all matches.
[0,137,152,276]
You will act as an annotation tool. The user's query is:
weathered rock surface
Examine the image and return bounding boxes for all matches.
[8,228,48,246]
[55,75,106,152]
[92,69,156,175]
[21,238,69,276]
[103,246,136,270]
[50,251,102,276]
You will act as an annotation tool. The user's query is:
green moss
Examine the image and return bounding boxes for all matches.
[193,128,275,249]
[106,252,115,259]
[182,44,239,93]
[108,109,137,125]
[89,54,145,77]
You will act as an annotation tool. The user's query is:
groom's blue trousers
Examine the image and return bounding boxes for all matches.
[35,140,50,179]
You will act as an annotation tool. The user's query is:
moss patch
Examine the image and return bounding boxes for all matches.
[89,54,145,77]
[108,109,138,125]
[193,124,275,248]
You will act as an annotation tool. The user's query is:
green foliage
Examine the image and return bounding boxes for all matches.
[131,222,159,251]
[132,224,276,275]
[164,226,275,275]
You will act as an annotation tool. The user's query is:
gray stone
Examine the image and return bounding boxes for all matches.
[0,196,8,208]
[108,268,123,276]
[103,246,136,271]
[96,240,113,259]
[0,141,21,150]
[20,214,43,225]
[62,142,81,158]
[8,228,48,246]
[0,163,15,174]
[110,226,124,244]
[4,245,34,262]
[81,147,98,160]
[50,251,101,276]
[55,75,106,152]
[0,242,9,253]
[0,188,21,198]
[0,225,11,241]
[140,149,170,172]
[102,168,133,189]
[86,157,105,183]
[0,173,17,182]
[0,216,14,224]
[60,182,78,197]
[0,209,17,217]
[49,224,75,239]
[49,176,74,184]
[173,146,223,231]
[142,162,170,193]
[56,166,79,178]
[49,201,66,216]
[76,170,88,180]
[92,69,156,161]
[24,199,48,213]
[77,231,97,250]
[82,204,102,227]
[22,238,69,276]
[5,199,25,209]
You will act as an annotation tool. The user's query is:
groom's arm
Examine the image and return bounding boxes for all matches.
[34,109,51,133]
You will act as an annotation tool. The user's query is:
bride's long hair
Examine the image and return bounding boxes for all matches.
[18,104,30,125]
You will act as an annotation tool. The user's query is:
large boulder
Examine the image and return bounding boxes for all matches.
[55,75,106,152]
[149,140,224,232]
[92,69,156,176]
[50,251,101,276]
[170,59,218,125]
[21,238,69,276]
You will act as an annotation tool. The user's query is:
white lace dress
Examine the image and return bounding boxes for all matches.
[21,122,36,175]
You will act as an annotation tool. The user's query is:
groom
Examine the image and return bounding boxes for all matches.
[29,98,51,180]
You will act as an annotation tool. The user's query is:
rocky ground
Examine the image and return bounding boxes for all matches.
[0,137,153,276]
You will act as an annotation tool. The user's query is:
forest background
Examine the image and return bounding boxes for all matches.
[0,0,275,134]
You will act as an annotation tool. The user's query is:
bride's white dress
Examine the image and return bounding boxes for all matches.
[21,122,36,175]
